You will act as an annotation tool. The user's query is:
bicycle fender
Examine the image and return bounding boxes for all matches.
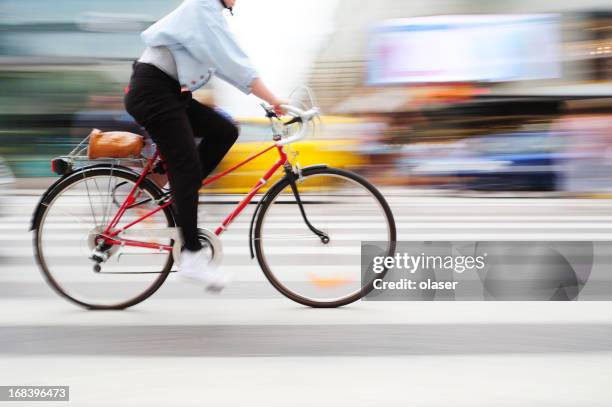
[29,164,142,231]
[29,175,70,231]
[248,184,281,259]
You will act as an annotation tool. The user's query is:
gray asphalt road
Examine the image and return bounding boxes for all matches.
[1,188,612,406]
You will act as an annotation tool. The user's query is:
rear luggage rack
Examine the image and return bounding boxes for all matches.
[51,134,149,176]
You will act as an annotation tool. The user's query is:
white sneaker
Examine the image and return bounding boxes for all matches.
[177,249,230,292]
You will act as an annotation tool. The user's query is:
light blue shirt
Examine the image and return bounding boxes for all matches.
[141,0,259,94]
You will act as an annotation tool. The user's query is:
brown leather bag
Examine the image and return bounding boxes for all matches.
[87,129,144,159]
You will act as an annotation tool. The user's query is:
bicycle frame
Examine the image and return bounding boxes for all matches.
[100,142,289,252]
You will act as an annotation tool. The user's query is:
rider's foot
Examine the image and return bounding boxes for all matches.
[177,248,230,292]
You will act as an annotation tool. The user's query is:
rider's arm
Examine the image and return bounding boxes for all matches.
[208,25,288,109]
[251,79,287,108]
[204,11,286,108]
[201,13,259,95]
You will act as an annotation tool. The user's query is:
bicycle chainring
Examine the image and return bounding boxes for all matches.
[196,228,223,268]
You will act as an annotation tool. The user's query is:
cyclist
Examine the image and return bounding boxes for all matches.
[124,0,287,291]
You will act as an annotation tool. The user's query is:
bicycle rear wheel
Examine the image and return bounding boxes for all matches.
[254,166,396,307]
[33,167,176,309]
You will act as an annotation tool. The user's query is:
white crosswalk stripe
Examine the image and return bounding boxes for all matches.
[4,189,612,290]
[2,188,612,406]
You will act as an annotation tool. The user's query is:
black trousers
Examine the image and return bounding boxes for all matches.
[124,62,239,251]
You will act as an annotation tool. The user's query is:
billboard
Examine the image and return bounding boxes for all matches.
[367,14,561,85]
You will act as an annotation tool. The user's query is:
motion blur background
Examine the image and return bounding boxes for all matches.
[2,3,612,405]
[0,0,611,194]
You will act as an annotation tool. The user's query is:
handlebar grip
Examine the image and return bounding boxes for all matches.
[278,104,302,116]
[274,105,319,146]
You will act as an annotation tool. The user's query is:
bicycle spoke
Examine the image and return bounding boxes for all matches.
[41,201,97,228]
[82,177,99,228]
[103,170,117,227]
[99,169,117,228]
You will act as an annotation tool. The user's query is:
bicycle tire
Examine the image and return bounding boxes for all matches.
[32,166,176,310]
[254,166,396,308]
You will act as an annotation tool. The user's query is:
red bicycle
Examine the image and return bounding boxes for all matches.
[31,101,396,309]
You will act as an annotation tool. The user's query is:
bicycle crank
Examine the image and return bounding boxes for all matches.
[116,227,223,268]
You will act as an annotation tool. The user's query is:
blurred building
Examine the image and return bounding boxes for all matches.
[0,0,178,60]
[1,0,612,193]
[307,0,612,112]
[0,0,181,176]
[302,0,612,192]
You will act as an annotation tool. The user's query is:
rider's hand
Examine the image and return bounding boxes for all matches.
[272,99,290,116]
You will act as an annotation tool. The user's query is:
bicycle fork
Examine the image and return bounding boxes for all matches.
[286,165,330,244]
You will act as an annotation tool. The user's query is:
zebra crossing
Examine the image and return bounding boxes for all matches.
[1,189,612,406]
[5,190,612,294]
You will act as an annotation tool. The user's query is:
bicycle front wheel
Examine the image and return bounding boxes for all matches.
[254,166,396,307]
[33,167,176,310]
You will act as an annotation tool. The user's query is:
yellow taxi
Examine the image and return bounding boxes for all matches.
[203,116,367,193]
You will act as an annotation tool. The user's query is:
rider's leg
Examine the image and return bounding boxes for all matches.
[125,63,230,290]
[186,99,240,178]
[124,63,203,252]
[144,112,203,252]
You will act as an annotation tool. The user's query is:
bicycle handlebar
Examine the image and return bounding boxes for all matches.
[275,104,320,146]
